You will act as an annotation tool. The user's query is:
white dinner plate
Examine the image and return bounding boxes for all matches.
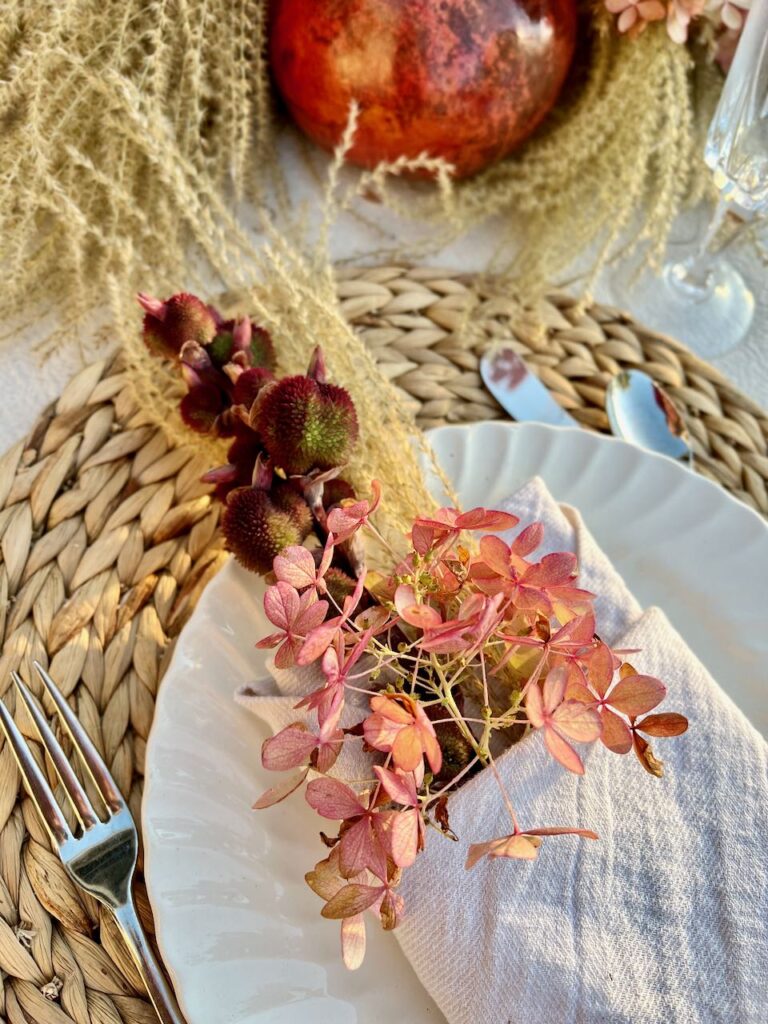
[143,423,768,1024]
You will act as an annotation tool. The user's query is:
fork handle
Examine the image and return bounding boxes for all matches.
[113,901,187,1024]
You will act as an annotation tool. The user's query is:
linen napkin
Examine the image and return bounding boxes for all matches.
[238,477,768,1023]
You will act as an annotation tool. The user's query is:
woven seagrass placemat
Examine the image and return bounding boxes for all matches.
[0,265,764,1023]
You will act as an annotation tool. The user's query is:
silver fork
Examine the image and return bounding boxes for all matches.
[0,663,185,1024]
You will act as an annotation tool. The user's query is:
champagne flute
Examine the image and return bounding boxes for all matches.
[610,1,768,358]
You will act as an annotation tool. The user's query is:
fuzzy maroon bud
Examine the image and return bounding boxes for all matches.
[323,566,358,607]
[222,483,313,574]
[254,376,359,476]
[139,292,218,359]
[180,385,225,434]
[232,367,274,410]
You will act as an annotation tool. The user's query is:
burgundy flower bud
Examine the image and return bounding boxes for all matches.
[222,483,313,574]
[180,385,226,434]
[323,566,358,608]
[232,367,275,411]
[208,318,276,371]
[138,292,218,359]
[253,376,359,476]
[322,478,356,511]
[432,721,475,787]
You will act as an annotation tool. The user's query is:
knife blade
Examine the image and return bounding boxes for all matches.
[480,347,578,429]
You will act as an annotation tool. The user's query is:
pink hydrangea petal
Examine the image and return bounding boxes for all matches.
[341,915,367,970]
[542,666,568,712]
[411,521,436,554]
[617,6,638,31]
[552,701,602,743]
[525,678,546,729]
[524,551,577,587]
[295,597,329,634]
[511,521,544,557]
[252,767,309,809]
[306,777,366,819]
[526,826,599,839]
[327,503,367,541]
[608,673,666,717]
[297,617,342,665]
[373,766,417,807]
[314,734,343,774]
[261,723,318,771]
[544,726,585,774]
[587,641,615,697]
[566,681,597,704]
[638,0,666,17]
[636,712,689,737]
[391,727,425,773]
[420,724,443,775]
[263,581,299,630]
[255,631,283,650]
[600,707,633,754]
[465,839,493,869]
[551,611,596,649]
[478,534,512,577]
[455,507,519,532]
[381,808,420,868]
[339,817,387,880]
[273,546,318,589]
[321,883,383,919]
[363,713,403,753]
[466,833,541,868]
[369,695,415,725]
[394,584,442,629]
[273,635,302,669]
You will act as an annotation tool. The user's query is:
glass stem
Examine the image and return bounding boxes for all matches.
[670,199,749,293]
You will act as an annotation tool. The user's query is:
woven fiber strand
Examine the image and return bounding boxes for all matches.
[0,268,764,1023]
[0,352,228,1023]
[338,265,768,515]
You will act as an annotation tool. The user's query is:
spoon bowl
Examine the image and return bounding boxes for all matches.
[606,369,691,463]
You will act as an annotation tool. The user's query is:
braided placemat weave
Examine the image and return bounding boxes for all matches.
[0,265,764,1023]
[337,266,768,514]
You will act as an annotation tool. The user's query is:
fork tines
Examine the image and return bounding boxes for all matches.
[0,662,124,847]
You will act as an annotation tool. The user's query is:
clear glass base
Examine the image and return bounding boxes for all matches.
[610,246,755,359]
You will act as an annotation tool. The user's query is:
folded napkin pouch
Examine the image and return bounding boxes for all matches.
[236,479,768,1024]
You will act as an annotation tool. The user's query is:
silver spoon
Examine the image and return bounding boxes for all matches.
[606,369,693,465]
[481,349,701,468]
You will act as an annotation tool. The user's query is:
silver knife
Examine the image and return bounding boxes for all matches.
[480,347,578,428]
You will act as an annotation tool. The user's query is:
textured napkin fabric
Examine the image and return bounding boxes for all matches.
[237,477,768,1023]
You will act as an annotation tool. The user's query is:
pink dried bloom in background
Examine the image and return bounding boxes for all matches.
[604,0,666,35]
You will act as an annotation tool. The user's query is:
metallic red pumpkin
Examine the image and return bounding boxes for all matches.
[269,0,578,179]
